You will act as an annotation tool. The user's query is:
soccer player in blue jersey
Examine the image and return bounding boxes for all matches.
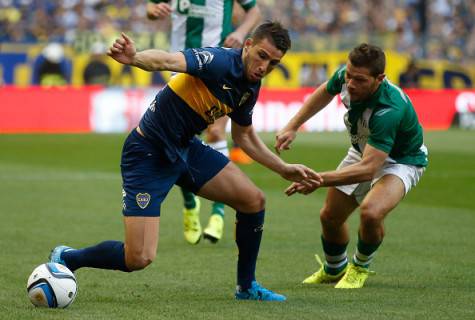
[276,43,428,289]
[147,0,262,245]
[49,21,322,301]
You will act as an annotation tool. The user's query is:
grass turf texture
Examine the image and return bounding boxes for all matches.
[0,130,474,319]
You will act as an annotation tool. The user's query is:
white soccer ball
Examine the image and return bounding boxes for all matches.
[27,263,77,308]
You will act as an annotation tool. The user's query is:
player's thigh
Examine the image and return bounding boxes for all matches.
[360,174,405,220]
[206,116,229,142]
[123,216,160,264]
[197,162,264,212]
[321,187,359,224]
[121,129,181,217]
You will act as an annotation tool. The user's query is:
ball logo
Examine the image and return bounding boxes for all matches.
[136,193,151,209]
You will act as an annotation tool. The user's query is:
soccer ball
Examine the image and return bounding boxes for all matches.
[27,263,77,308]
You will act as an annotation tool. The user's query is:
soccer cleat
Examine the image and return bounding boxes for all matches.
[229,147,253,165]
[203,214,224,243]
[235,281,286,301]
[49,245,74,267]
[334,263,374,289]
[183,197,202,244]
[302,254,348,284]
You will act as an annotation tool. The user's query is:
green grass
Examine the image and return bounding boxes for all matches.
[0,130,474,319]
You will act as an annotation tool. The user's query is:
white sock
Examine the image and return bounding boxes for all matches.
[208,140,229,157]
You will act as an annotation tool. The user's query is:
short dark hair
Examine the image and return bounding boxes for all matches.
[349,43,386,76]
[251,21,291,54]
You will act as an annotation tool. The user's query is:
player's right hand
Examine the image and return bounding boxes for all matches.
[107,33,136,65]
[275,129,297,154]
[147,3,172,20]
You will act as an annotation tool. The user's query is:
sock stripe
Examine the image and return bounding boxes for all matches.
[325,252,347,263]
[326,257,348,269]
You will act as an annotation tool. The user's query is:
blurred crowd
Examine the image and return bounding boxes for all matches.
[1,0,474,63]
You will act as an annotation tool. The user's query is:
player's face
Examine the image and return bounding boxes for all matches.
[242,37,284,83]
[344,62,385,102]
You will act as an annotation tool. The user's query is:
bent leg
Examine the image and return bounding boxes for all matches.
[318,187,359,275]
[351,174,405,269]
[124,216,160,271]
[59,217,160,272]
[196,162,265,290]
[359,174,405,244]
[197,162,264,213]
[60,240,130,272]
[206,116,228,143]
[203,117,230,241]
[320,187,359,244]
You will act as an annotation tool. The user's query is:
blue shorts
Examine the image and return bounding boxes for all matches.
[120,129,229,217]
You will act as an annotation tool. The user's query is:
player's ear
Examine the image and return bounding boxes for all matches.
[243,38,253,50]
[376,73,386,82]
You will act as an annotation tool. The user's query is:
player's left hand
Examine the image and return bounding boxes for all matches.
[285,180,320,196]
[107,33,136,65]
[223,32,245,48]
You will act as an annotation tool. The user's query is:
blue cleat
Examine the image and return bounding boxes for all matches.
[235,281,287,301]
[49,245,74,267]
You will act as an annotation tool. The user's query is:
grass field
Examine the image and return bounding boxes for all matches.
[0,130,474,319]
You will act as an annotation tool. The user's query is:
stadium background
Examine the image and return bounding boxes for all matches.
[0,1,474,319]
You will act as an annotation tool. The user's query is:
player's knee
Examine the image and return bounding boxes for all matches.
[126,252,156,271]
[359,202,383,228]
[239,189,265,212]
[206,126,226,142]
[319,206,342,228]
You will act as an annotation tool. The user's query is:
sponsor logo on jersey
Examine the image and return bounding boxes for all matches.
[136,193,151,209]
[374,108,391,117]
[239,92,251,106]
[149,99,156,112]
[222,84,232,90]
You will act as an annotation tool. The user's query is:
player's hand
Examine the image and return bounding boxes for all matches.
[280,164,323,185]
[275,129,297,154]
[107,33,136,65]
[147,3,172,20]
[223,31,245,48]
[285,180,321,196]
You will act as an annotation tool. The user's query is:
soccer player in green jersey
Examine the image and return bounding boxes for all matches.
[147,0,261,245]
[275,43,428,289]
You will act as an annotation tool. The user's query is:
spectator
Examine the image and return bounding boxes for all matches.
[83,41,111,85]
[32,43,71,86]
[1,1,474,64]
[399,59,420,88]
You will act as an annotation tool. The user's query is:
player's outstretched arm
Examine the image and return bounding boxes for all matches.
[275,82,334,154]
[231,121,323,185]
[285,144,389,196]
[108,33,187,73]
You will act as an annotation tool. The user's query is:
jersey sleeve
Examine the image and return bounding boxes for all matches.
[182,47,229,80]
[228,95,257,127]
[326,66,346,95]
[367,107,402,154]
[237,0,256,11]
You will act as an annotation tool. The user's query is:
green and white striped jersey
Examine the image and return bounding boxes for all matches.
[150,0,256,52]
[327,66,428,167]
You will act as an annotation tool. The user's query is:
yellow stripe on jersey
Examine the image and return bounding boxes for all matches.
[168,73,232,124]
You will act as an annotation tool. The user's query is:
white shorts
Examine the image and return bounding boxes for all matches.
[335,147,425,204]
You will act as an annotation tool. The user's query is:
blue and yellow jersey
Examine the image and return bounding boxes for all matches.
[139,47,260,162]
